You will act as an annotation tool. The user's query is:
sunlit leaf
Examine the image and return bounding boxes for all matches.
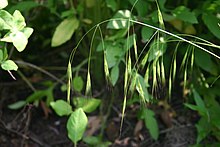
[10,31,28,52]
[13,10,26,30]
[0,10,14,28]
[1,60,18,71]
[107,10,133,29]
[172,6,198,24]
[67,108,88,144]
[52,17,79,47]
[0,0,8,9]
[50,100,72,116]
[73,97,101,113]
[21,27,34,38]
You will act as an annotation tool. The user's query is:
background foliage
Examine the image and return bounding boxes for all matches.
[1,0,220,146]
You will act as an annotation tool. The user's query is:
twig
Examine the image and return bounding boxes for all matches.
[15,60,65,85]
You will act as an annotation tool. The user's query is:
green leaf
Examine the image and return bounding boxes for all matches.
[202,13,220,39]
[1,60,18,70]
[192,89,208,116]
[106,0,117,11]
[74,97,101,113]
[195,49,218,75]
[13,10,26,30]
[67,108,88,144]
[8,100,26,109]
[172,6,198,24]
[52,17,79,47]
[142,108,159,140]
[10,31,28,52]
[83,136,100,145]
[20,27,34,39]
[0,17,11,30]
[129,0,148,16]
[73,76,84,92]
[196,117,211,144]
[148,38,167,62]
[8,1,40,13]
[105,42,123,68]
[0,10,14,29]
[110,65,119,86]
[0,0,8,9]
[107,10,133,29]
[141,26,154,42]
[50,100,72,116]
[0,49,3,61]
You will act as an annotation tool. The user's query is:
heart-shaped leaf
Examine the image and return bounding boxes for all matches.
[1,60,18,71]
[50,100,72,116]
[67,108,88,144]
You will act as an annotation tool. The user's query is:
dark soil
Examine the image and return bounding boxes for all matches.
[0,78,198,147]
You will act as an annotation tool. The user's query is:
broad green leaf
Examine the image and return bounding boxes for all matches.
[110,65,119,86]
[0,49,3,61]
[0,17,11,30]
[52,17,79,47]
[8,1,40,13]
[74,97,101,113]
[8,100,26,109]
[50,100,72,116]
[123,34,136,50]
[13,10,26,30]
[129,0,148,16]
[21,27,34,39]
[0,0,8,9]
[0,10,14,28]
[73,76,84,92]
[83,136,100,145]
[83,136,112,147]
[202,13,220,39]
[142,108,159,140]
[196,117,211,144]
[106,0,117,11]
[172,6,198,24]
[107,10,133,29]
[141,26,154,42]
[195,49,218,75]
[1,60,18,70]
[148,38,167,62]
[10,31,28,52]
[106,43,123,68]
[67,108,88,144]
